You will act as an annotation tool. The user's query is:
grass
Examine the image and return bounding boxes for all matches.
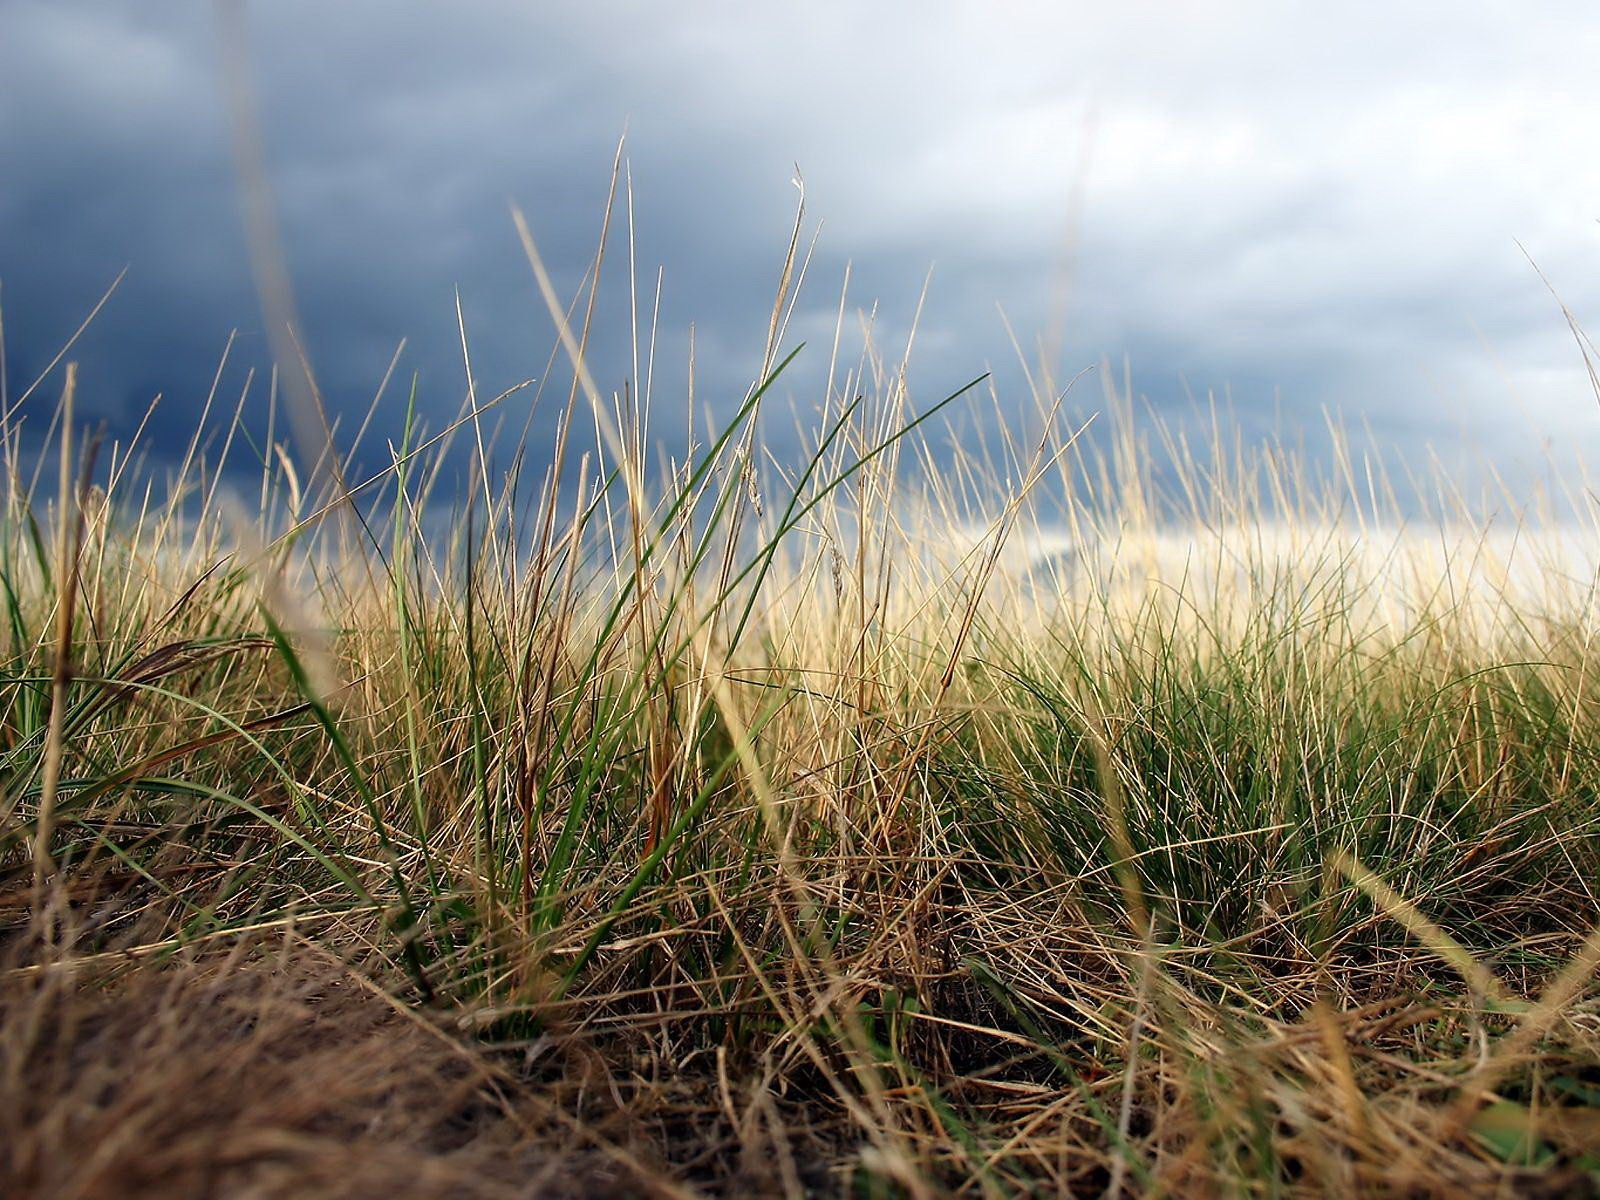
[3,196,1600,1197]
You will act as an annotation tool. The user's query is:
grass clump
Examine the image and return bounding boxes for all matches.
[3,197,1600,1197]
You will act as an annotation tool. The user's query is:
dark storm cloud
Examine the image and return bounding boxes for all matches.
[0,1,818,481]
[4,0,1600,502]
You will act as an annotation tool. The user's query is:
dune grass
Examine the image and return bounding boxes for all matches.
[4,208,1600,1197]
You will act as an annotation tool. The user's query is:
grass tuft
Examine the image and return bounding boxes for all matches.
[3,200,1600,1196]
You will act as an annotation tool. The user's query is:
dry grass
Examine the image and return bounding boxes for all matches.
[3,196,1600,1197]
[1,938,687,1199]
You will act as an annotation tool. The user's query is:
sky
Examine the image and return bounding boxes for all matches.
[4,1,1600,509]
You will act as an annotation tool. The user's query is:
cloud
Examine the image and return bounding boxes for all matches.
[3,0,1599,500]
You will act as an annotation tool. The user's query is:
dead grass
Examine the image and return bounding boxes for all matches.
[0,936,676,1199]
[2,187,1599,1195]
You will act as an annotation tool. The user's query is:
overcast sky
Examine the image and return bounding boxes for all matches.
[5,1,1600,506]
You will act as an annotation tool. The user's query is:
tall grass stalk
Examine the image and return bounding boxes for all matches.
[3,197,1600,1195]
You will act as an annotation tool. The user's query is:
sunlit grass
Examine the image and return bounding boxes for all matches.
[3,198,1600,1196]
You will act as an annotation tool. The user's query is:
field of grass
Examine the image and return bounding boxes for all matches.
[5,217,1600,1198]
